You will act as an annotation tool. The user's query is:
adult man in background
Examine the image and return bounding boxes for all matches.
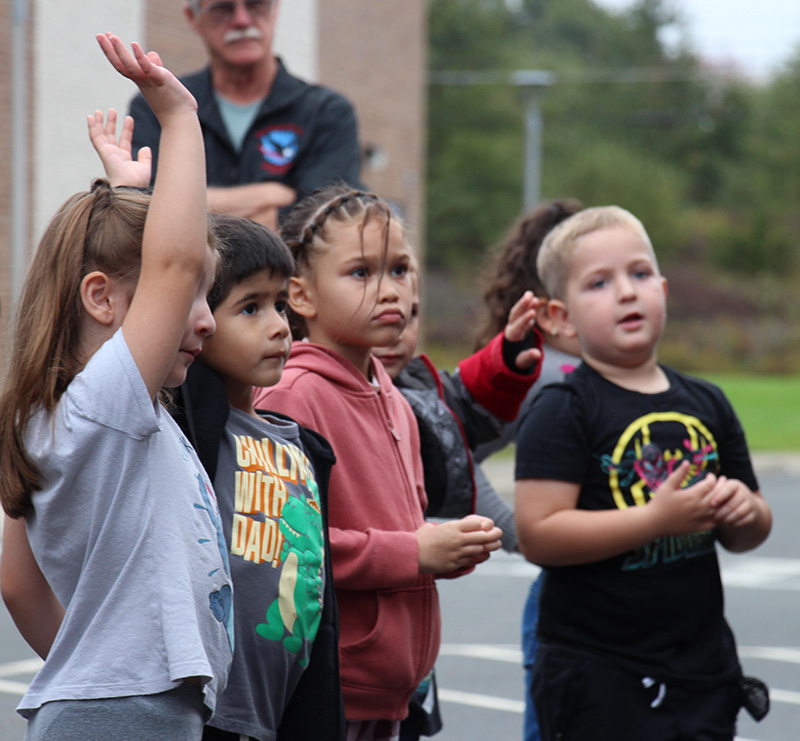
[129,0,362,228]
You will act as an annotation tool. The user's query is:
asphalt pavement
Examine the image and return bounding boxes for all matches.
[0,454,798,740]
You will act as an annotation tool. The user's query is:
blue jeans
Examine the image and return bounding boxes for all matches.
[523,573,543,741]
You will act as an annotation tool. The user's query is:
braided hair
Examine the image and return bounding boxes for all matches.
[281,183,400,339]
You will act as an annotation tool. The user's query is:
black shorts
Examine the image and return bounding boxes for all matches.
[531,643,741,741]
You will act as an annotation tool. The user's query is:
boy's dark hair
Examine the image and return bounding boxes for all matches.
[208,214,295,312]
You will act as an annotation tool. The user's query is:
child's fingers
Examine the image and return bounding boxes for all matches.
[146,50,164,68]
[96,33,131,76]
[505,311,537,343]
[514,347,542,371]
[508,291,534,321]
[137,145,153,169]
[654,459,691,495]
[461,526,503,545]
[708,476,737,509]
[131,42,155,76]
[119,115,135,154]
[457,514,494,531]
[104,108,118,138]
[87,110,108,150]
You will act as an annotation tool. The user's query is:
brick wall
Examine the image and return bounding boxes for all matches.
[146,2,207,75]
[317,0,426,252]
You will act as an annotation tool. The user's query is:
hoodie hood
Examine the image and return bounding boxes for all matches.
[284,342,398,400]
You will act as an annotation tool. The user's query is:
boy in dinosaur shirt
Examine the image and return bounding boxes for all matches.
[176,214,344,741]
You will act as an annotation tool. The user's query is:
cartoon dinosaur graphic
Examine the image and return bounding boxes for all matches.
[255,486,324,665]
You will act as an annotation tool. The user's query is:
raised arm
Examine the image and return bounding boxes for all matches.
[1,516,64,659]
[96,34,210,399]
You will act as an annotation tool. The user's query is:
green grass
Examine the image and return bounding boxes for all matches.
[423,338,800,452]
[699,373,800,451]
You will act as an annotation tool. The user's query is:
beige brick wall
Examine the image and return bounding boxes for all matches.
[317,0,426,253]
[146,3,208,76]
[0,0,13,337]
[0,0,32,348]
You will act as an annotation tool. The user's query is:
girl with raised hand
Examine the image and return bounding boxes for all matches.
[254,185,503,740]
[0,34,232,740]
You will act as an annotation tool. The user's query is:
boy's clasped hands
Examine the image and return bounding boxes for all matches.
[648,460,765,540]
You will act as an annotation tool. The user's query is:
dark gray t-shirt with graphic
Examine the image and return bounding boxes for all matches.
[209,408,326,740]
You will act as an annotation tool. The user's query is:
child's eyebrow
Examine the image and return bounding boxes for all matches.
[233,289,270,306]
[233,286,289,305]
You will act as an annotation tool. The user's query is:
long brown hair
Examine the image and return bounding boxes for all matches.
[0,181,152,517]
[474,199,582,350]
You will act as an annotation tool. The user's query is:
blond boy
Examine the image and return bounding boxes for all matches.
[514,206,771,741]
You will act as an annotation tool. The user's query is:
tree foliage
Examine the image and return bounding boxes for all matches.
[426,0,800,279]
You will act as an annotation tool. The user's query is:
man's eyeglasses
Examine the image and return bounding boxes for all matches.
[200,0,273,25]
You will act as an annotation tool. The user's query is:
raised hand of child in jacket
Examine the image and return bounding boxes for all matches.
[416,514,503,573]
[88,108,152,188]
[504,290,542,371]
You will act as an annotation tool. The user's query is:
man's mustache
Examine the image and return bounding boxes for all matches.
[224,27,263,44]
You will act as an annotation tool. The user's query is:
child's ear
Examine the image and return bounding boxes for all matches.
[547,298,578,339]
[79,271,126,326]
[287,275,317,319]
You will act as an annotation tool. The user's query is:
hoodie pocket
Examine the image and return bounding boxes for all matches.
[339,581,440,692]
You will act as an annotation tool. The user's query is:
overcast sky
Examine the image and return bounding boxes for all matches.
[595,0,800,80]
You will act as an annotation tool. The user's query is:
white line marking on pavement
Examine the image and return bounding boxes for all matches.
[0,658,42,677]
[437,688,525,714]
[771,689,800,706]
[439,644,522,664]
[0,679,31,696]
[0,657,42,696]
[441,643,800,669]
[477,550,800,592]
[738,646,800,665]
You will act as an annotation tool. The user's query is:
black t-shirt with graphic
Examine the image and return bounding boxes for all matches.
[516,363,758,688]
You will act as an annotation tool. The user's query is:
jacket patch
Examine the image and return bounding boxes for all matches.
[257,124,302,174]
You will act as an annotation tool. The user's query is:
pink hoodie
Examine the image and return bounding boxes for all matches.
[254,343,439,722]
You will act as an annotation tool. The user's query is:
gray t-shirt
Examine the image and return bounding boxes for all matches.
[19,329,233,718]
[209,409,325,741]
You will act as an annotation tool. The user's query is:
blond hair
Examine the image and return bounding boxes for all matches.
[536,206,656,300]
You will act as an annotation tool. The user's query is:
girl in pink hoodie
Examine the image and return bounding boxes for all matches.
[254,185,503,740]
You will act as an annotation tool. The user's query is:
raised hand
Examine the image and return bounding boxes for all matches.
[87,109,152,188]
[95,33,197,122]
[504,290,542,370]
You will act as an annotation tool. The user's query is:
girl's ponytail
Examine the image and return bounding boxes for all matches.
[0,181,150,517]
